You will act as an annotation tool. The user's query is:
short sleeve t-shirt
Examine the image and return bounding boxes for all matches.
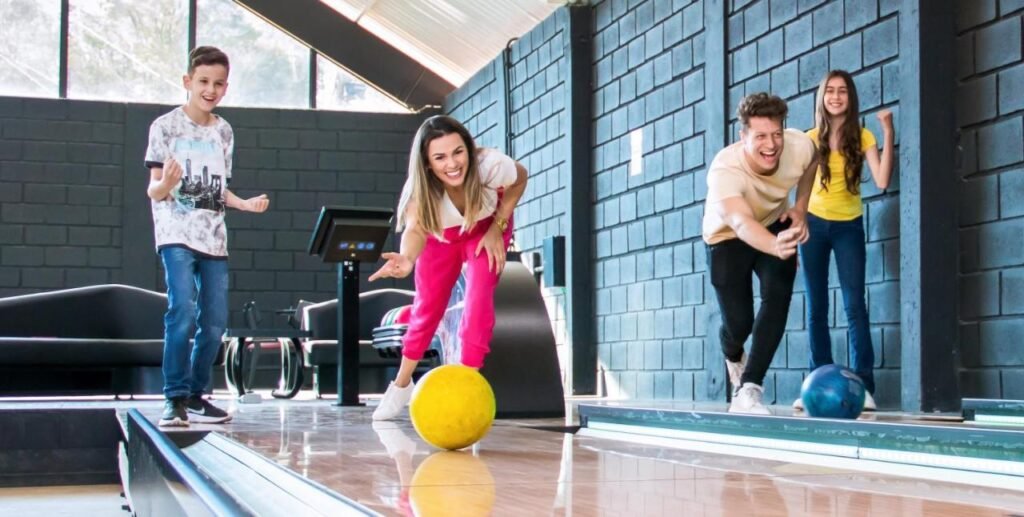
[702,129,817,244]
[805,126,877,221]
[144,107,233,257]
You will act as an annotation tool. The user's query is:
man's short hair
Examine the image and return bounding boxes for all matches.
[737,92,788,127]
[188,46,229,75]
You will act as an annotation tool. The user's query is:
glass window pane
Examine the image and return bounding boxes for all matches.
[0,0,61,98]
[316,55,407,113]
[68,0,188,104]
[196,0,309,109]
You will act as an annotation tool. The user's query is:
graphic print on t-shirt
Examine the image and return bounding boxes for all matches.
[172,139,225,212]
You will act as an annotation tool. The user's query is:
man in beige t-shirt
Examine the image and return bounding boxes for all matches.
[702,92,818,415]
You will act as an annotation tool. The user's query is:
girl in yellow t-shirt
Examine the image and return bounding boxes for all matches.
[796,70,894,412]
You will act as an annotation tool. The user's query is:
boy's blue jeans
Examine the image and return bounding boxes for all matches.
[159,247,228,400]
[800,214,875,394]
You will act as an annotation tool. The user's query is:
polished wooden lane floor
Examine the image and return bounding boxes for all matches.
[136,399,1024,516]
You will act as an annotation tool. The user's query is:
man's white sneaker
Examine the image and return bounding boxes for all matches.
[863,391,877,411]
[725,353,747,394]
[792,397,804,411]
[729,383,771,415]
[372,381,414,421]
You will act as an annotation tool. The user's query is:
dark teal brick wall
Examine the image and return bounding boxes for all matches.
[957,0,1024,399]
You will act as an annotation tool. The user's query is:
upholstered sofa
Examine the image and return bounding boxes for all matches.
[0,284,173,396]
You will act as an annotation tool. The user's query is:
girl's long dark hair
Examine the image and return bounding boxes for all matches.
[814,70,864,194]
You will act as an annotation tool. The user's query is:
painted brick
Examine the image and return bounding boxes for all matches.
[975,18,1022,73]
[683,337,703,368]
[1002,0,1024,15]
[664,12,685,47]
[675,305,696,337]
[787,92,815,131]
[771,60,799,99]
[960,369,1003,398]
[22,268,63,288]
[829,33,862,73]
[862,17,898,67]
[978,319,1024,365]
[732,43,759,82]
[961,271,1001,319]
[1001,267,1024,315]
[811,1,844,46]
[787,331,809,368]
[25,225,67,246]
[758,29,785,72]
[674,242,694,274]
[855,67,882,110]
[957,75,997,126]
[663,276,684,309]
[977,116,1024,171]
[956,0,996,32]
[645,24,665,61]
[745,0,771,41]
[729,13,746,50]
[978,218,1024,269]
[999,64,1024,115]
[1000,168,1024,219]
[844,0,877,32]
[770,0,799,28]
[638,251,655,280]
[1001,369,1024,400]
[785,14,813,61]
[673,40,695,77]
[867,281,899,324]
[674,371,695,399]
[798,47,829,91]
[866,197,898,241]
[682,0,704,38]
[960,174,999,225]
[746,73,771,98]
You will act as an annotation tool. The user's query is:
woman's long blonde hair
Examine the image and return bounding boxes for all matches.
[396,115,484,237]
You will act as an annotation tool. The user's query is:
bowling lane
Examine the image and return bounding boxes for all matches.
[139,400,1024,516]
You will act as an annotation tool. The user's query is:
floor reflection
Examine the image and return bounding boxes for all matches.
[133,399,1024,516]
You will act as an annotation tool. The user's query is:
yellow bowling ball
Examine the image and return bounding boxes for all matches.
[410,365,496,450]
[409,451,495,516]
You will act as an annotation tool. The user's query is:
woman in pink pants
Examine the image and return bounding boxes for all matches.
[369,115,527,421]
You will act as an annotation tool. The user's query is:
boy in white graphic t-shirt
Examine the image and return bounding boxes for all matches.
[144,46,270,427]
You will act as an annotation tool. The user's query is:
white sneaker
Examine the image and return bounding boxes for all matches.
[792,397,804,411]
[372,381,414,421]
[725,353,747,394]
[729,383,771,415]
[863,391,877,411]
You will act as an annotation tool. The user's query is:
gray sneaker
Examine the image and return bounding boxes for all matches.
[158,398,189,427]
[186,396,232,424]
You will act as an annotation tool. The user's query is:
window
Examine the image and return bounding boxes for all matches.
[316,55,407,113]
[68,0,188,104]
[196,0,309,109]
[0,0,61,98]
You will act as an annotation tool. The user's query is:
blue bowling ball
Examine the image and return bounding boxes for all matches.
[800,364,866,419]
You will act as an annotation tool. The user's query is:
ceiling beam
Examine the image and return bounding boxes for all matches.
[233,0,454,110]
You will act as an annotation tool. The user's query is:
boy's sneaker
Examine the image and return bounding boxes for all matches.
[729,383,771,415]
[186,396,233,424]
[158,398,189,427]
[372,381,414,421]
[725,353,747,395]
[863,391,877,411]
[792,397,804,411]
